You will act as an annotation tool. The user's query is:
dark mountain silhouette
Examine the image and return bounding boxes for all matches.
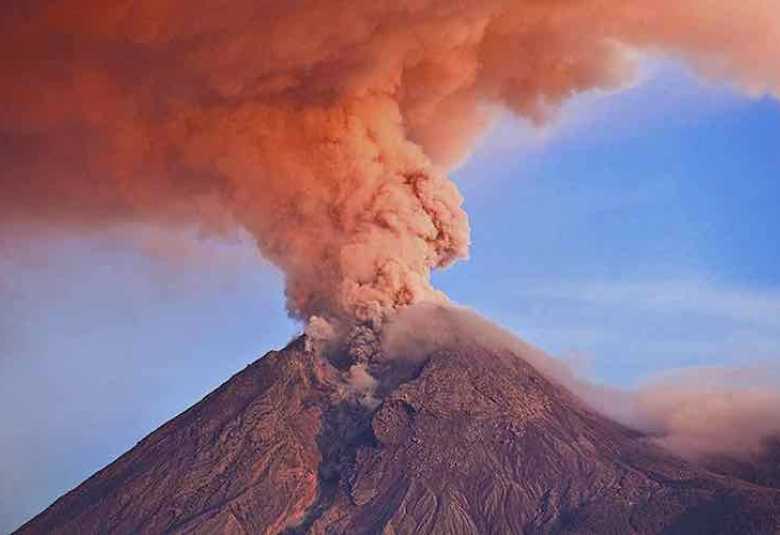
[702,438,780,492]
[15,333,780,534]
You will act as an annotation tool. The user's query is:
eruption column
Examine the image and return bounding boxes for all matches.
[1,0,779,328]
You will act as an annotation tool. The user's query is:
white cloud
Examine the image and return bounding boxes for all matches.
[472,275,780,385]
[523,278,780,331]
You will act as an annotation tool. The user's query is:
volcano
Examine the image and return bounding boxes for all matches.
[16,319,780,534]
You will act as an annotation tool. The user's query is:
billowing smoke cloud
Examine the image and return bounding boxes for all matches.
[2,1,779,327]
[383,304,780,461]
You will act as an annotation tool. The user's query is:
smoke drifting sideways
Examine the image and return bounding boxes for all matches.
[383,304,780,463]
[2,1,780,330]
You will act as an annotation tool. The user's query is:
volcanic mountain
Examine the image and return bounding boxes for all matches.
[16,314,780,534]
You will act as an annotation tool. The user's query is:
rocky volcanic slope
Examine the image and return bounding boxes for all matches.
[16,337,780,535]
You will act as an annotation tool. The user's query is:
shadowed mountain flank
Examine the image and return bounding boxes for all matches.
[701,438,780,492]
[16,336,780,534]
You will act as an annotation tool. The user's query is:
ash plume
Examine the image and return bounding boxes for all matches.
[384,304,780,461]
[2,1,779,329]
[629,367,780,460]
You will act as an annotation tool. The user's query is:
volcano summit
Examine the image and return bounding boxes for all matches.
[16,308,780,535]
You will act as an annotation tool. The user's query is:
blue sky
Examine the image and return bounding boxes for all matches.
[1,59,779,531]
[442,59,780,384]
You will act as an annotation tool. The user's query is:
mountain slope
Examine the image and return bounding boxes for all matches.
[17,339,328,534]
[16,336,780,534]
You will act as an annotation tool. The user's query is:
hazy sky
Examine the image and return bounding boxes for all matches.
[1,59,779,532]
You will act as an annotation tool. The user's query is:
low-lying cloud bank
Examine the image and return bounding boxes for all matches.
[630,367,780,459]
[382,304,780,461]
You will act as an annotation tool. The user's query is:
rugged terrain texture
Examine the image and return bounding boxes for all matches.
[16,336,780,534]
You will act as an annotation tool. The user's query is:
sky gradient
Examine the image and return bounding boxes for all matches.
[1,59,779,532]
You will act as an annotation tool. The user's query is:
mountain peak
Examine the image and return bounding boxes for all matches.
[16,333,780,534]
